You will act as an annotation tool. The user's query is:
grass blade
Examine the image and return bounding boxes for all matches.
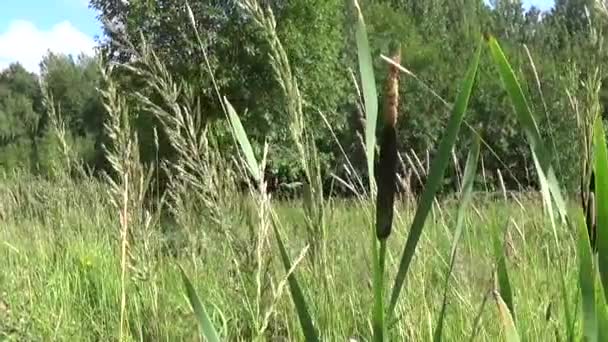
[224,97,261,183]
[486,36,546,161]
[178,265,221,342]
[488,35,587,340]
[493,290,520,342]
[486,35,567,223]
[434,135,480,342]
[352,0,378,183]
[223,96,317,341]
[575,207,598,342]
[493,221,515,321]
[271,218,320,342]
[351,3,385,340]
[388,39,482,316]
[593,116,608,303]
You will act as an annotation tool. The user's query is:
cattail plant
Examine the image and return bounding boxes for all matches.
[352,1,482,340]
[372,43,401,341]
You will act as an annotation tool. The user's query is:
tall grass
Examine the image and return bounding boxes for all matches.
[98,62,156,339]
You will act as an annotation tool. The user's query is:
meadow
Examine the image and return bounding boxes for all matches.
[0,175,579,340]
[2,0,608,341]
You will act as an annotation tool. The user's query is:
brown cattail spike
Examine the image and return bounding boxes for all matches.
[376,125,398,240]
[376,44,402,240]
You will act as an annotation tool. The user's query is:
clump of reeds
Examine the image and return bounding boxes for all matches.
[97,60,154,339]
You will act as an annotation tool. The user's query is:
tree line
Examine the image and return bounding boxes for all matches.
[1,0,607,193]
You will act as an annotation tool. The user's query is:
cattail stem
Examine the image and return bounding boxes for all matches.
[373,240,387,341]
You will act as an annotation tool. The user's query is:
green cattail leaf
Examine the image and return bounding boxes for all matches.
[596,279,608,341]
[575,207,598,342]
[494,291,520,342]
[224,97,261,183]
[352,0,378,186]
[352,3,384,340]
[593,116,608,303]
[272,219,319,342]
[434,135,480,342]
[388,39,482,316]
[486,36,567,224]
[178,265,221,342]
[493,221,515,322]
[489,35,573,339]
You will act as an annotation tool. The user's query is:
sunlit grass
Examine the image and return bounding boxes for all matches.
[0,182,582,340]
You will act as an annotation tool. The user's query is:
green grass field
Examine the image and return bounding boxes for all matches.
[4,1,608,341]
[0,176,580,340]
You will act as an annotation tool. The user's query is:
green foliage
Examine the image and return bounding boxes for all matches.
[40,53,102,134]
[90,0,351,182]
[0,64,41,145]
[0,53,103,176]
[66,0,607,191]
[0,138,35,171]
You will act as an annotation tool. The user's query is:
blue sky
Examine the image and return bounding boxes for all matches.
[0,0,556,73]
[523,0,554,10]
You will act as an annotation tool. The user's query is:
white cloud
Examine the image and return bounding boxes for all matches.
[0,20,95,73]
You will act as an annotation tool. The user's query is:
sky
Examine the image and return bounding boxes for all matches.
[523,0,555,10]
[0,0,101,73]
[0,0,556,74]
